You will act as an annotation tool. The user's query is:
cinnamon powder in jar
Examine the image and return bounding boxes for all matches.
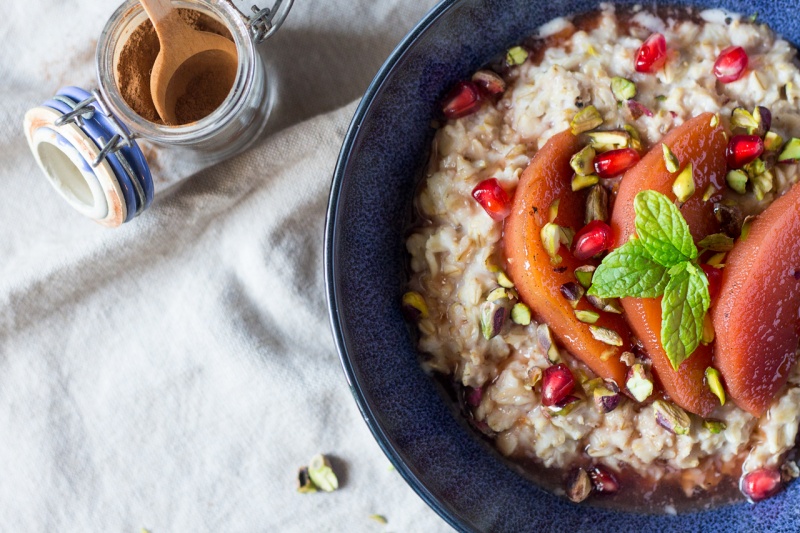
[116,8,236,125]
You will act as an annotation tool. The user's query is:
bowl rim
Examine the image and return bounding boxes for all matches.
[324,0,470,530]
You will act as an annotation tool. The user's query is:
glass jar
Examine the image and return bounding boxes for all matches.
[22,0,292,227]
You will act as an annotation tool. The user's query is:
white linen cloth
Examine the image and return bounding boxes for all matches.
[0,0,453,531]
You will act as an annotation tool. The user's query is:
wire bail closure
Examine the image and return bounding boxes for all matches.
[246,0,293,44]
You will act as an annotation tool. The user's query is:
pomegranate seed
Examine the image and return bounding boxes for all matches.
[635,33,667,73]
[588,465,620,494]
[756,106,772,133]
[701,264,722,301]
[541,364,576,406]
[466,386,483,408]
[442,81,482,119]
[714,46,749,83]
[627,100,654,119]
[741,468,783,502]
[594,148,641,179]
[472,178,512,220]
[726,135,764,169]
[573,220,615,260]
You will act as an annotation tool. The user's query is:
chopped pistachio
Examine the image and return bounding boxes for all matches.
[731,107,758,132]
[713,203,744,238]
[537,323,561,363]
[505,46,528,66]
[778,138,800,162]
[697,233,734,252]
[744,158,767,179]
[586,130,631,152]
[309,454,339,492]
[585,184,609,224]
[511,302,532,326]
[574,266,595,289]
[586,44,598,56]
[586,294,623,314]
[740,215,755,241]
[485,259,501,273]
[401,291,429,320]
[297,466,318,493]
[752,169,774,201]
[497,271,515,289]
[655,95,668,102]
[626,363,654,402]
[549,199,560,223]
[549,396,581,416]
[764,131,784,152]
[710,114,720,128]
[593,380,621,413]
[672,163,695,202]
[525,366,543,389]
[726,169,749,194]
[701,312,716,345]
[620,351,636,367]
[560,282,585,308]
[566,468,593,503]
[707,252,726,267]
[662,143,680,173]
[369,515,388,525]
[702,184,717,202]
[572,173,599,191]
[480,301,507,339]
[624,124,641,141]
[582,377,604,394]
[705,366,726,406]
[575,309,600,324]
[570,145,597,176]
[570,105,604,135]
[781,461,800,481]
[703,419,727,434]
[653,399,691,436]
[610,77,637,102]
[540,223,563,265]
[487,287,509,302]
[589,325,623,346]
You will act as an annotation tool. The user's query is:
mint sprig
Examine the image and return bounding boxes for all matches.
[589,190,711,370]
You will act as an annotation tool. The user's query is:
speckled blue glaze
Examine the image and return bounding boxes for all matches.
[325,1,800,531]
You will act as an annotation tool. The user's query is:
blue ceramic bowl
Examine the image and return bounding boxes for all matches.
[325,1,800,531]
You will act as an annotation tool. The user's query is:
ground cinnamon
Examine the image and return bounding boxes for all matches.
[116,9,234,125]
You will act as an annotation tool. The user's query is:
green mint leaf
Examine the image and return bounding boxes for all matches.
[661,262,710,370]
[588,239,670,298]
[634,191,697,267]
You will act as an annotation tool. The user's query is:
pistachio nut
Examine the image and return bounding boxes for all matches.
[653,399,691,436]
[487,287,510,302]
[505,45,528,66]
[726,169,749,195]
[709,113,720,127]
[589,326,623,346]
[743,158,767,179]
[480,301,508,340]
[705,366,726,406]
[511,302,532,326]
[297,466,318,494]
[572,174,600,192]
[702,419,727,434]
[620,351,635,367]
[565,468,593,503]
[308,454,339,492]
[559,282,585,308]
[672,163,695,202]
[574,265,596,289]
[697,233,734,252]
[585,184,609,224]
[752,106,771,137]
[731,107,758,132]
[497,271,515,288]
[548,198,560,223]
[586,130,631,152]
[570,145,597,177]
[626,363,654,402]
[593,379,621,413]
[537,323,561,363]
[574,309,600,324]
[740,215,755,241]
[751,170,774,201]
[764,131,784,153]
[586,294,623,314]
[702,184,717,202]
[778,138,800,162]
[701,313,716,345]
[662,143,680,173]
[713,203,744,238]
[570,105,604,135]
[401,291,429,321]
[610,77,637,102]
[369,515,388,525]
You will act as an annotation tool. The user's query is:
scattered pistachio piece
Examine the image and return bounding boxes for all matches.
[781,461,800,481]
[548,199,560,223]
[480,301,508,340]
[297,466,318,494]
[743,158,767,179]
[703,419,727,434]
[570,145,597,176]
[585,184,609,224]
[655,95,668,102]
[586,294,623,314]
[570,105,604,135]
[731,107,758,132]
[560,282,585,308]
[486,287,509,302]
[672,163,695,202]
[497,271,515,289]
[620,351,636,367]
[764,131,784,152]
[586,130,631,152]
[550,396,581,416]
[701,312,716,345]
[626,363,654,402]
[752,106,770,137]
[511,302,532,326]
[566,468,593,503]
[525,366,543,389]
[401,291,429,320]
[624,125,643,151]
[713,203,744,238]
[589,325,623,346]
[574,266,595,289]
[726,169,749,194]
[653,399,691,436]
[740,215,755,241]
[611,77,637,102]
[752,170,774,201]
[697,233,734,252]
[369,515,388,525]
[593,380,621,413]
[537,324,561,363]
[505,46,528,66]
[662,143,680,173]
[707,252,726,267]
[778,138,800,162]
[705,367,726,406]
[710,114,720,128]
[702,184,717,202]
[308,454,339,492]
[572,174,599,192]
[540,223,563,265]
[575,309,600,324]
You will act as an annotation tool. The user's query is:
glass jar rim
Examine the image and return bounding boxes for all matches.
[95,0,256,144]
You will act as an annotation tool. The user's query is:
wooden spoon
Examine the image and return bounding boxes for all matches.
[139,0,238,125]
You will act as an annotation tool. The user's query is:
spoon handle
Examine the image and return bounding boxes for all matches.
[138,0,175,26]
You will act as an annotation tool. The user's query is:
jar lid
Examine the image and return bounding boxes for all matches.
[23,87,154,227]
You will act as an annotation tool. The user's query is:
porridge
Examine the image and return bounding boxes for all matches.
[403,4,800,508]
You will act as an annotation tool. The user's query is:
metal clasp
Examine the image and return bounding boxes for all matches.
[245,0,294,44]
